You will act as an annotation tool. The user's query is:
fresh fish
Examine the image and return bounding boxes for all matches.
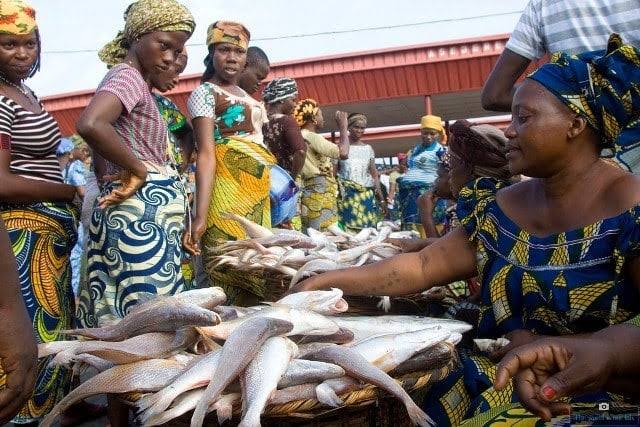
[173,287,228,309]
[327,223,352,239]
[306,227,338,251]
[62,301,220,341]
[223,212,274,238]
[292,327,354,345]
[332,316,472,344]
[354,253,370,266]
[297,342,337,358]
[275,288,348,315]
[389,231,420,239]
[239,337,298,427]
[371,244,401,258]
[305,345,434,427]
[289,259,344,287]
[278,359,345,388]
[142,389,204,427]
[376,296,392,312]
[40,332,186,364]
[190,317,294,427]
[314,376,362,407]
[136,349,222,423]
[268,383,317,406]
[275,248,307,267]
[197,305,339,341]
[352,327,452,372]
[375,225,393,243]
[389,342,455,377]
[40,358,190,427]
[70,354,115,375]
[334,242,396,264]
[351,228,374,243]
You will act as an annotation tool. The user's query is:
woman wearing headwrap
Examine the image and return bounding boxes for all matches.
[184,21,273,305]
[291,34,640,425]
[336,113,385,231]
[75,0,195,329]
[293,99,350,232]
[0,0,77,422]
[396,114,446,237]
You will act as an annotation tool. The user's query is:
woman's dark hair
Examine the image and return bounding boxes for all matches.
[26,29,41,78]
[201,44,216,83]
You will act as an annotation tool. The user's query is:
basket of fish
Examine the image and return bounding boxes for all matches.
[208,215,423,311]
[37,287,469,427]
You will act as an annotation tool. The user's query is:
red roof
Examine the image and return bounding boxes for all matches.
[43,33,512,135]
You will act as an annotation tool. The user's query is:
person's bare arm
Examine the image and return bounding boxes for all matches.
[419,192,440,238]
[0,150,75,203]
[480,48,532,112]
[291,227,477,295]
[183,116,215,256]
[335,112,349,159]
[284,117,307,178]
[176,125,195,174]
[0,218,37,424]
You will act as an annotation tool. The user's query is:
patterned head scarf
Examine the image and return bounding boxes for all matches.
[0,0,36,35]
[206,21,250,49]
[98,0,195,67]
[529,34,640,170]
[348,113,367,128]
[448,120,512,182]
[263,78,297,104]
[293,98,320,127]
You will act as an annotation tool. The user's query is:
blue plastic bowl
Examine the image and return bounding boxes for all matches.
[270,164,300,226]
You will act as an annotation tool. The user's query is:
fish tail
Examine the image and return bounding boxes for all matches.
[215,402,234,425]
[405,399,434,427]
[135,391,172,422]
[237,410,260,427]
[315,383,344,407]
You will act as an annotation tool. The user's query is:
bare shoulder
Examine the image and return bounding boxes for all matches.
[495,178,536,204]
[605,172,640,210]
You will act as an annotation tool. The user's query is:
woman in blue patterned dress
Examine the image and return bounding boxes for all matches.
[292,35,640,425]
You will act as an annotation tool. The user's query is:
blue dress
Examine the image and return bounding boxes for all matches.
[424,177,640,426]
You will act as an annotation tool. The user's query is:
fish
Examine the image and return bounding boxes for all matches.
[223,212,274,238]
[375,225,393,243]
[213,392,241,425]
[388,342,455,377]
[190,317,294,427]
[305,345,434,427]
[306,227,338,251]
[278,359,345,388]
[327,223,353,239]
[289,259,344,287]
[135,349,222,423]
[239,337,298,427]
[334,242,397,264]
[61,300,220,341]
[197,305,339,341]
[268,383,317,406]
[352,327,452,372]
[40,332,186,365]
[40,358,190,427]
[314,376,362,407]
[351,228,374,243]
[292,327,354,345]
[275,288,348,315]
[332,315,472,344]
[174,287,228,309]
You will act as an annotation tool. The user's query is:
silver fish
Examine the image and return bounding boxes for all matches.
[223,212,274,238]
[239,337,298,427]
[352,327,452,372]
[278,359,345,388]
[40,358,190,427]
[213,392,241,425]
[389,342,455,377]
[305,345,434,427]
[268,383,316,406]
[289,259,344,287]
[314,376,362,407]
[136,349,222,423]
[190,317,294,427]
[275,288,348,315]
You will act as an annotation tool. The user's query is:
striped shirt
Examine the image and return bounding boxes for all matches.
[95,64,167,175]
[507,0,640,60]
[0,95,64,183]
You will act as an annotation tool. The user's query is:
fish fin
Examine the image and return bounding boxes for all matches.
[315,383,344,407]
[405,399,435,427]
[216,403,234,425]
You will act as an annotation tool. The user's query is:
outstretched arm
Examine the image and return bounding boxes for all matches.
[291,227,477,295]
[480,48,532,112]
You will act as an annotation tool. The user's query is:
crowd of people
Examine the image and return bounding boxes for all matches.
[0,0,639,426]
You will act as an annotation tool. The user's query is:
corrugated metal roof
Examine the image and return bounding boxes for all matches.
[42,34,511,135]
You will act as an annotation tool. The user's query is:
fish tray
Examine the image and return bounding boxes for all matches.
[208,266,291,303]
[122,343,457,426]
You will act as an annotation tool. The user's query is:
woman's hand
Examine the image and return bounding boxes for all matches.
[183,215,206,256]
[494,336,617,421]
[335,111,348,129]
[97,169,147,209]
[0,306,37,424]
[490,329,540,361]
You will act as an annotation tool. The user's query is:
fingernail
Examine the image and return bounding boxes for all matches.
[542,386,556,400]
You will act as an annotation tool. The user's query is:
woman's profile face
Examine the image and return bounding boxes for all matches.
[0,32,38,81]
[448,152,473,198]
[504,79,575,177]
[134,31,189,90]
[348,123,366,141]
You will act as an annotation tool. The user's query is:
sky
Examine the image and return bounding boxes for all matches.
[29,0,529,97]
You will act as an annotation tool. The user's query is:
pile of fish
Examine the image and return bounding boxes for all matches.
[37,287,471,427]
[208,214,418,289]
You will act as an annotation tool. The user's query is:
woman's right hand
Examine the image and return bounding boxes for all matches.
[183,215,206,256]
[335,110,348,128]
[98,168,147,209]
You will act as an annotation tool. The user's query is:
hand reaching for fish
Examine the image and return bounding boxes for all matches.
[183,215,206,256]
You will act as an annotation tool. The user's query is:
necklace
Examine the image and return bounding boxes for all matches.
[0,74,30,97]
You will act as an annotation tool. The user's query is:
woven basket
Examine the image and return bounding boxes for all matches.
[123,343,457,426]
